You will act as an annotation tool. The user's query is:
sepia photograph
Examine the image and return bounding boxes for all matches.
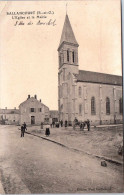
[0,0,123,193]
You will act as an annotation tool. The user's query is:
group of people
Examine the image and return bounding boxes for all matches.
[20,118,90,138]
[48,118,91,131]
[79,119,90,131]
[74,118,90,131]
[50,120,68,128]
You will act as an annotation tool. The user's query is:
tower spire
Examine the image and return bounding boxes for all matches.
[58,14,79,50]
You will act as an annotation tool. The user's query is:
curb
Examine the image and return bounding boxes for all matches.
[26,132,123,166]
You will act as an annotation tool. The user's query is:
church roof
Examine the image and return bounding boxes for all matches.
[76,70,122,86]
[58,14,79,50]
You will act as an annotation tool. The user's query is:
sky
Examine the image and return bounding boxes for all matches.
[0,0,122,110]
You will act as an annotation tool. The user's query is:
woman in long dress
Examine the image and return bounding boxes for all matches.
[45,123,50,136]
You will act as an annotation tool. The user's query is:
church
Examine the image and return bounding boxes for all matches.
[58,14,122,125]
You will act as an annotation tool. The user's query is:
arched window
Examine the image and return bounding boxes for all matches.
[67,50,69,62]
[79,104,82,115]
[78,87,82,97]
[106,97,110,114]
[91,97,96,115]
[59,56,61,66]
[119,98,123,114]
[72,51,75,63]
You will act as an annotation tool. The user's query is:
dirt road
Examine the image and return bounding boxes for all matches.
[0,125,123,193]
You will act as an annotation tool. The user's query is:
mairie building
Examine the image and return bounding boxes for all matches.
[19,95,49,125]
[58,14,123,125]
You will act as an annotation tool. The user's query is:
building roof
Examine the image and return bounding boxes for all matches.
[19,96,49,109]
[0,109,20,114]
[19,97,38,106]
[50,110,58,113]
[76,70,122,86]
[58,14,79,50]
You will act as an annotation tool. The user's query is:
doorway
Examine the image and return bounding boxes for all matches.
[31,116,35,124]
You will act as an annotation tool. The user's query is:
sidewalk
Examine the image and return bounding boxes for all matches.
[26,125,123,165]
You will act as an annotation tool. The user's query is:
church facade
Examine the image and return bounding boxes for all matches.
[58,15,122,125]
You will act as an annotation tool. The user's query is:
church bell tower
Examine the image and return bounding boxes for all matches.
[58,14,79,71]
[58,14,79,122]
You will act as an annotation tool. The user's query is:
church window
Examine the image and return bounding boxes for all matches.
[106,97,110,115]
[72,51,75,63]
[79,104,82,115]
[91,97,96,115]
[59,56,61,66]
[78,87,82,97]
[119,98,123,114]
[67,50,69,62]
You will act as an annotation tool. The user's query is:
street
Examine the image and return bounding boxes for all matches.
[0,125,123,193]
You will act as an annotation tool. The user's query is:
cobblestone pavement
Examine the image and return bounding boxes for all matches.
[0,125,123,193]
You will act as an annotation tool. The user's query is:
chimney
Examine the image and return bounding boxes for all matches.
[28,95,30,99]
[34,95,37,99]
[40,99,41,102]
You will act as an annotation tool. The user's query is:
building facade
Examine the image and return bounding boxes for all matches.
[0,95,51,126]
[19,95,49,125]
[49,110,59,123]
[58,14,123,125]
[0,108,20,125]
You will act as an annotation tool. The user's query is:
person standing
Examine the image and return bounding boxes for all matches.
[52,121,55,128]
[60,120,63,127]
[23,122,27,132]
[87,119,90,131]
[65,120,67,127]
[80,122,83,130]
[82,122,85,130]
[45,123,50,136]
[41,122,43,129]
[49,118,52,128]
[21,125,25,137]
